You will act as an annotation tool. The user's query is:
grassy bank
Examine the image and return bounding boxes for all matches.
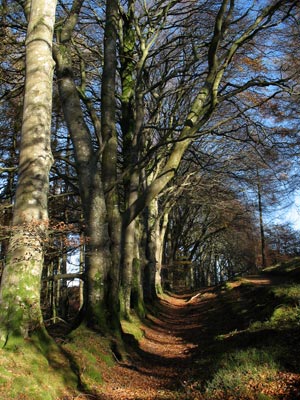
[197,261,300,399]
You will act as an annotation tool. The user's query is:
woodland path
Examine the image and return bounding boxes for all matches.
[77,275,300,400]
[97,292,211,400]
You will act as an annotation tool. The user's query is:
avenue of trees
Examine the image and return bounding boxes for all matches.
[0,0,300,347]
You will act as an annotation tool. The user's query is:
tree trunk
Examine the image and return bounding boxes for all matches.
[101,0,122,328]
[54,42,111,330]
[144,198,169,299]
[144,209,157,301]
[121,170,139,318]
[121,93,144,317]
[0,0,57,346]
[155,210,169,295]
[145,200,160,300]
[131,221,145,317]
[257,170,267,268]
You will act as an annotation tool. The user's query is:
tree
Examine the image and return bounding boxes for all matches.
[53,0,115,331]
[0,0,57,345]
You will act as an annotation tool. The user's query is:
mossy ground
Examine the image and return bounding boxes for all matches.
[121,313,145,342]
[63,325,116,390]
[0,336,78,399]
[0,324,124,399]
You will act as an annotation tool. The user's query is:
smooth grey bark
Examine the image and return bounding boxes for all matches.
[121,142,140,316]
[55,58,111,328]
[144,200,159,301]
[121,97,144,317]
[155,209,169,295]
[0,0,57,345]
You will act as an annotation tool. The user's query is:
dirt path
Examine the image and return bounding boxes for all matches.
[78,276,300,400]
[93,289,221,400]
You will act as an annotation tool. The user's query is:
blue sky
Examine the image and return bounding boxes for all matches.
[285,195,300,230]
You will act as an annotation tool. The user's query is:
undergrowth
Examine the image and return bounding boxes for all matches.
[205,347,279,399]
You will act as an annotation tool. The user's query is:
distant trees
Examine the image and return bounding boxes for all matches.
[265,223,300,265]
[162,168,257,288]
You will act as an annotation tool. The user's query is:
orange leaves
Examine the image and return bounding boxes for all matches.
[236,55,267,73]
[50,221,78,235]
[237,90,265,107]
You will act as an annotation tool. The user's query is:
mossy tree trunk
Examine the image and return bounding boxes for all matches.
[121,95,145,318]
[0,0,57,346]
[119,1,144,319]
[121,173,140,318]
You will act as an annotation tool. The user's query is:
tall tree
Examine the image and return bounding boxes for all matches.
[53,0,113,331]
[0,0,57,345]
[101,0,122,325]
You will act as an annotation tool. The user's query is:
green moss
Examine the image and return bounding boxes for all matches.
[83,349,97,364]
[2,333,24,351]
[85,365,103,384]
[93,271,103,286]
[0,376,7,386]
[99,352,114,367]
[131,258,146,318]
[0,365,10,386]
[121,314,144,342]
[91,305,108,331]
[156,284,163,295]
[10,376,52,400]
[271,284,300,303]
[136,300,146,318]
[119,287,131,321]
[270,305,300,328]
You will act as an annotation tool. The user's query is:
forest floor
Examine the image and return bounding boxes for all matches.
[65,262,300,400]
